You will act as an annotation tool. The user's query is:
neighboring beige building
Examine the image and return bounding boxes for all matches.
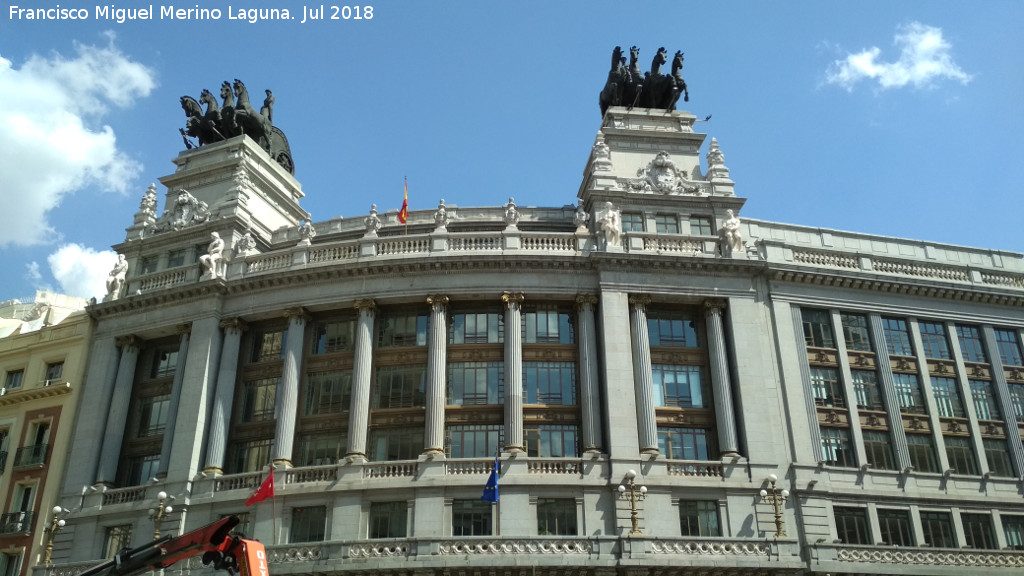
[0,292,89,576]
[41,106,1024,576]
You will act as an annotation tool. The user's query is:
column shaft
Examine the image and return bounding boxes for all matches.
[503,292,525,452]
[424,295,448,454]
[346,300,376,459]
[577,295,603,453]
[273,308,308,466]
[97,336,140,485]
[158,326,191,477]
[629,297,658,454]
[705,301,739,456]
[204,319,246,474]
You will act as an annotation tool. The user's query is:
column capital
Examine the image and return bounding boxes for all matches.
[426,294,449,308]
[115,334,141,351]
[176,323,192,337]
[575,294,599,307]
[703,299,728,314]
[628,294,652,308]
[284,307,309,322]
[219,317,249,333]
[354,298,377,313]
[501,291,525,307]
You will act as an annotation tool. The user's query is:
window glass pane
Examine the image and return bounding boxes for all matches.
[802,309,835,348]
[657,427,711,460]
[834,507,870,544]
[621,213,644,232]
[962,513,996,550]
[944,436,978,475]
[378,312,429,348]
[956,325,988,363]
[447,362,504,405]
[983,438,1013,477]
[680,501,720,536]
[840,313,873,352]
[655,214,679,234]
[995,329,1023,366]
[920,511,955,548]
[970,380,1001,421]
[251,330,286,362]
[304,371,352,415]
[882,318,913,356]
[311,319,356,354]
[930,377,965,418]
[523,362,576,405]
[239,378,278,422]
[652,365,703,408]
[863,431,896,470]
[918,322,951,359]
[453,500,492,536]
[689,216,712,236]
[369,428,423,461]
[852,370,884,411]
[893,373,926,414]
[819,427,855,467]
[449,312,504,344]
[906,434,938,473]
[369,502,407,538]
[525,425,579,458]
[647,312,700,348]
[295,434,345,466]
[3,370,23,390]
[290,506,326,542]
[810,367,845,408]
[446,425,503,458]
[1003,516,1024,549]
[877,509,914,546]
[537,499,577,535]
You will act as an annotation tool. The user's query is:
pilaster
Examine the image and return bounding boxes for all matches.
[96,335,140,485]
[576,295,603,453]
[704,300,738,456]
[157,324,191,477]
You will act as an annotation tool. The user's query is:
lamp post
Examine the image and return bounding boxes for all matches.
[759,473,789,538]
[617,469,648,536]
[43,506,66,565]
[149,491,173,540]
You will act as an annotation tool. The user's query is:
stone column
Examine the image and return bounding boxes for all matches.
[96,336,141,485]
[346,300,376,460]
[704,301,740,457]
[64,336,120,493]
[424,295,449,455]
[576,295,603,453]
[503,292,525,453]
[629,296,658,454]
[273,308,308,467]
[157,325,191,477]
[204,318,247,475]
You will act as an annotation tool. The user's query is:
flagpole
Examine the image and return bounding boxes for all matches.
[404,176,409,236]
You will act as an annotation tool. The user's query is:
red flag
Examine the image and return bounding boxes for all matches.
[245,471,274,506]
[398,178,409,224]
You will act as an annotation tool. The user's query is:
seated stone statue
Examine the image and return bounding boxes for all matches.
[720,209,743,255]
[104,254,128,301]
[199,232,225,279]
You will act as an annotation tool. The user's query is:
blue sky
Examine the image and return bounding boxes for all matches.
[1,1,1022,301]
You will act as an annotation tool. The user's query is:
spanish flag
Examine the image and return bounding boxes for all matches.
[398,178,409,224]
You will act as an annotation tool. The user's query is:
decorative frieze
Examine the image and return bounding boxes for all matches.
[438,540,592,555]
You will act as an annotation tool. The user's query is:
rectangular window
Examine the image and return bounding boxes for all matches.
[920,511,956,548]
[658,427,711,460]
[150,348,179,379]
[311,319,356,354]
[970,380,1001,420]
[537,498,577,535]
[957,325,988,363]
[819,427,855,467]
[802,308,835,348]
[945,436,978,475]
[453,500,493,536]
[652,365,704,408]
[995,329,1023,367]
[962,513,996,550]
[984,438,1013,478]
[877,509,914,546]
[893,373,926,414]
[44,362,64,383]
[227,438,272,474]
[810,366,845,408]
[303,371,352,415]
[679,501,720,536]
[906,434,939,473]
[523,362,576,405]
[239,378,278,422]
[647,313,700,348]
[840,313,873,352]
[621,212,644,232]
[525,425,578,458]
[1003,515,1024,550]
[251,329,286,362]
[447,425,502,459]
[0,553,20,576]
[118,454,159,486]
[134,395,170,438]
[3,370,23,390]
[852,370,884,411]
[104,525,133,558]
[1011,383,1024,423]
[834,507,871,545]
[882,317,914,356]
[689,215,713,236]
[295,433,345,466]
[167,249,187,268]
[931,377,965,418]
[449,312,504,344]
[373,366,426,409]
[0,429,8,472]
[140,256,158,275]
[377,312,428,348]
[863,431,896,470]
[369,502,407,539]
[654,214,679,234]
[290,506,326,542]
[522,308,574,344]
[918,322,952,359]
[370,428,422,461]
[447,362,503,405]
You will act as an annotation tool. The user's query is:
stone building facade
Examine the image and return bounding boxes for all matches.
[43,107,1024,576]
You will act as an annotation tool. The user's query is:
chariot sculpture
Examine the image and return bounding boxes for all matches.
[599,46,688,116]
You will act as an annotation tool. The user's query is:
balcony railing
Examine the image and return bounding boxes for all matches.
[0,451,7,473]
[13,443,47,468]
[0,511,33,534]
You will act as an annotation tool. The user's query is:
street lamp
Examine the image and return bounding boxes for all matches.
[759,473,790,539]
[617,469,648,536]
[149,491,173,540]
[43,506,66,565]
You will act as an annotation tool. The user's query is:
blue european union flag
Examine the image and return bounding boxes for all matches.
[481,456,499,503]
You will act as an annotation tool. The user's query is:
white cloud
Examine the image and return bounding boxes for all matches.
[0,34,156,248]
[826,22,971,91]
[47,244,118,300]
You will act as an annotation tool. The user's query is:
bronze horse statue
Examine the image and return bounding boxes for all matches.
[232,78,273,151]
[180,92,225,147]
[666,50,689,111]
[625,46,644,109]
[599,46,627,117]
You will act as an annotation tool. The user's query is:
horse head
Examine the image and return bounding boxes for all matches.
[650,47,667,76]
[220,81,235,107]
[233,79,250,107]
[180,96,202,117]
[672,51,685,75]
[610,46,622,72]
[629,46,640,66]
